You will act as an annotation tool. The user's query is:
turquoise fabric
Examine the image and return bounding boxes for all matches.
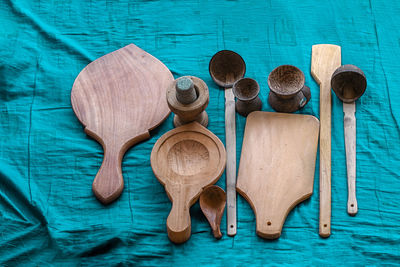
[1,0,399,265]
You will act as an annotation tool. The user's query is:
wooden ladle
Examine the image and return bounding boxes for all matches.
[331,64,367,216]
[209,50,246,236]
[200,185,226,239]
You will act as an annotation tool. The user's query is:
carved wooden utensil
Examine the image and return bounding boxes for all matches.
[71,44,173,204]
[331,64,367,216]
[311,44,341,237]
[200,185,226,239]
[236,112,319,239]
[151,122,226,243]
[209,50,246,236]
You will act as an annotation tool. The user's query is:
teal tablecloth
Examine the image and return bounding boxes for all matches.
[1,0,399,265]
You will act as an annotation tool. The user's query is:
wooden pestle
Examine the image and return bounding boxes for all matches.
[166,76,209,127]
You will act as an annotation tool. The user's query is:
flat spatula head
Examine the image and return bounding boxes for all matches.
[311,44,341,85]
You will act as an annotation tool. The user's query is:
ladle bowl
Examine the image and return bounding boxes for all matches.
[209,50,246,87]
[331,64,367,103]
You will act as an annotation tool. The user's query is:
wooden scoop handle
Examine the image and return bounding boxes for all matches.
[343,102,358,216]
[92,145,124,204]
[224,87,237,237]
[166,195,191,244]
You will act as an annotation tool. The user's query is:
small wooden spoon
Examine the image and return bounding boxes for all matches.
[200,185,226,239]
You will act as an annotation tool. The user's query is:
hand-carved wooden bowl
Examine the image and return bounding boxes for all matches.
[151,122,226,243]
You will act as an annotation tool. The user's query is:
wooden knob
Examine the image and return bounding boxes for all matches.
[166,76,209,127]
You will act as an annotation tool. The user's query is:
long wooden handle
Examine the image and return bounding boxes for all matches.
[319,81,331,237]
[343,102,357,216]
[92,145,124,204]
[225,88,237,236]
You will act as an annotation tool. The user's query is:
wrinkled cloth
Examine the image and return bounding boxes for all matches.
[0,0,399,265]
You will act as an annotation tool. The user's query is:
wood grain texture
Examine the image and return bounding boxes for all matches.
[236,112,319,239]
[151,122,226,243]
[311,44,341,237]
[71,44,173,204]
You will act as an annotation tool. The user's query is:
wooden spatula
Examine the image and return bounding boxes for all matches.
[311,44,341,237]
[71,44,173,204]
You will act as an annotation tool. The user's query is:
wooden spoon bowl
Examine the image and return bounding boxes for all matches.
[200,185,226,239]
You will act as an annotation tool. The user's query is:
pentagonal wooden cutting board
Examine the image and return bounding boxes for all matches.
[236,111,319,239]
[71,44,173,204]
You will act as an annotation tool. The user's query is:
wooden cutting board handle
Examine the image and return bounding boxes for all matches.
[89,129,150,204]
[92,144,124,204]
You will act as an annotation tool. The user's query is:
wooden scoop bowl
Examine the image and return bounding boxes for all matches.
[200,185,226,239]
[71,44,173,204]
[151,122,226,243]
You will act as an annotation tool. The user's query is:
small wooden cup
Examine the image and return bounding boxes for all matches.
[268,65,311,113]
[232,78,262,116]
